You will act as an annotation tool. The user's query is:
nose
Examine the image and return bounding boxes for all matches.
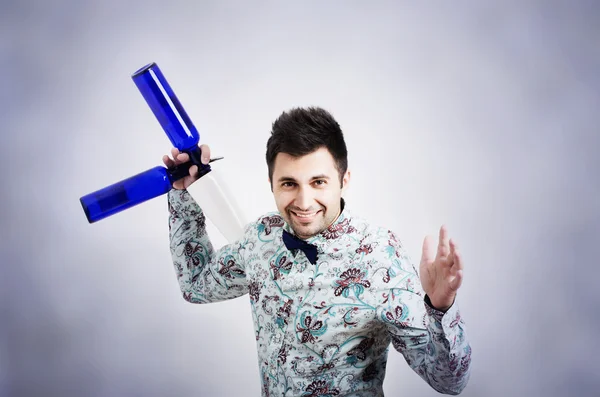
[294,185,314,211]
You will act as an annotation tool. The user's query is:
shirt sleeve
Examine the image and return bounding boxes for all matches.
[167,189,251,304]
[375,231,472,395]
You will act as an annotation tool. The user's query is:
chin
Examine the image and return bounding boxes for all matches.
[295,220,329,239]
[295,228,318,239]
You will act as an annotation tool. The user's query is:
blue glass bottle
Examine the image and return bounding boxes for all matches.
[80,63,212,223]
[131,62,209,167]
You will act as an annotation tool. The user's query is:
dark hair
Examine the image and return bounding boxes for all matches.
[266,107,348,187]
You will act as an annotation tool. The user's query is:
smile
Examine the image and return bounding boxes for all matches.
[291,210,321,220]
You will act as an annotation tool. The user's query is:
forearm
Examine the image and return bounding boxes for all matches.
[383,232,472,394]
[392,298,472,395]
[168,189,248,303]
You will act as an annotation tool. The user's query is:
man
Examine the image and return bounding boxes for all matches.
[163,107,471,396]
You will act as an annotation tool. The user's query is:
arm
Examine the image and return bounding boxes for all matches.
[168,189,251,304]
[376,232,471,395]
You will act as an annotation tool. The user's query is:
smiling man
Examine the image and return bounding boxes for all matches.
[271,147,348,240]
[163,107,472,396]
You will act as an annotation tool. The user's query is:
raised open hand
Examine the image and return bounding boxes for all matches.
[419,225,464,311]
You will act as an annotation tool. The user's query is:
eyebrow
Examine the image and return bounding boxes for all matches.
[277,174,331,183]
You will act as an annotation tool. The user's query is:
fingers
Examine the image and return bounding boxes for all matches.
[165,144,212,190]
[168,147,190,165]
[448,239,463,290]
[169,145,212,165]
[437,225,450,260]
[420,235,436,266]
[450,239,463,272]
[176,152,189,164]
[173,165,199,190]
[162,155,175,168]
[449,270,463,291]
[188,165,199,179]
[200,144,211,165]
[445,238,456,267]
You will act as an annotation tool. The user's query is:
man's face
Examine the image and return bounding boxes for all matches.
[270,147,350,239]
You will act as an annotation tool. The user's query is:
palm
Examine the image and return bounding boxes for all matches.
[419,225,464,311]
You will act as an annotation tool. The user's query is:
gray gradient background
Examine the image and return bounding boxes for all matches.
[1,1,599,396]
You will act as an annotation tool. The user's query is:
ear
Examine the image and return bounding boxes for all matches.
[341,169,351,192]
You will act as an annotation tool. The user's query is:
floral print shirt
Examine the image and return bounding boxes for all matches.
[168,190,471,396]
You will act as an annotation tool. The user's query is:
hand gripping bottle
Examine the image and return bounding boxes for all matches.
[79,63,245,242]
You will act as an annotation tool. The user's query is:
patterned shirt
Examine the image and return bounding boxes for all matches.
[168,190,471,396]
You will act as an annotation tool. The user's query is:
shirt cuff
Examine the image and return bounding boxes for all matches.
[425,294,453,318]
[424,294,463,333]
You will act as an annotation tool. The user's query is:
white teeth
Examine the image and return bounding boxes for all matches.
[294,211,317,218]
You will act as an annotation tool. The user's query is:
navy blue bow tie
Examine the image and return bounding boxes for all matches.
[282,230,318,264]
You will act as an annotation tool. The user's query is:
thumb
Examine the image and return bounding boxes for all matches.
[421,235,436,266]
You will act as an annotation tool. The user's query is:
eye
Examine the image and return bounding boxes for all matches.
[313,179,326,186]
[282,182,296,188]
